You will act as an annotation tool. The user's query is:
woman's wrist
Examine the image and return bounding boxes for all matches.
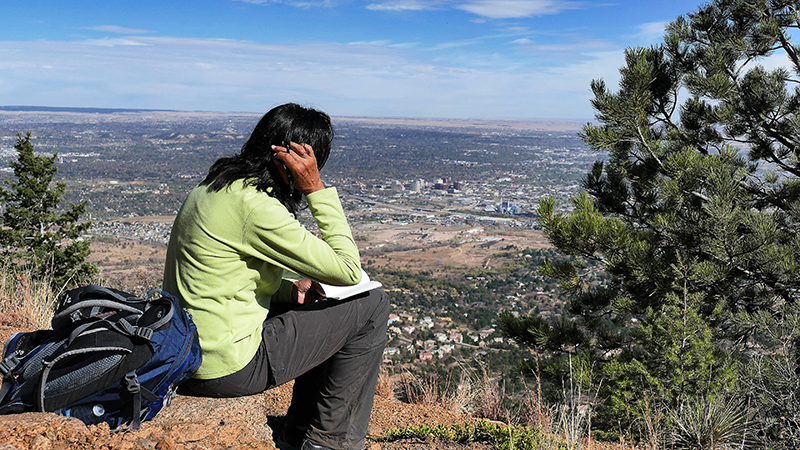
[303,180,325,195]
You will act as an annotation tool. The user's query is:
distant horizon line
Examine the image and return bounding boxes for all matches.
[0,105,592,125]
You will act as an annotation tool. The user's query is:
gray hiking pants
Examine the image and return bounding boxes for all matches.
[185,288,389,450]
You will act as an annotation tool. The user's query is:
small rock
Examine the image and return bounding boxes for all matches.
[166,423,214,442]
[155,437,177,450]
[29,435,51,450]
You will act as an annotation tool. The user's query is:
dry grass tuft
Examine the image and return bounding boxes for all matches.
[440,369,477,415]
[0,266,56,332]
[397,371,442,406]
[386,359,641,450]
[394,362,517,423]
[516,371,552,430]
[468,363,509,423]
[375,365,396,399]
[100,266,162,297]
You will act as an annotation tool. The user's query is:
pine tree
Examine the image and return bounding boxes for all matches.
[501,0,800,440]
[0,132,97,289]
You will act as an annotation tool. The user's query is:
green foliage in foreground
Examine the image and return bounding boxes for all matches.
[501,0,800,445]
[377,421,572,450]
[670,398,755,449]
[0,132,97,289]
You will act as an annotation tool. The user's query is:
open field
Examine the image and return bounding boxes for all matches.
[89,235,167,295]
[88,216,551,294]
[353,221,550,273]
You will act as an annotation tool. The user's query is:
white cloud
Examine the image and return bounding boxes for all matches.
[234,0,582,19]
[757,51,792,72]
[290,0,338,7]
[504,26,531,33]
[366,0,446,12]
[347,40,420,49]
[232,0,281,4]
[455,0,581,19]
[430,39,478,50]
[81,25,155,34]
[233,0,336,6]
[77,38,150,47]
[513,38,616,55]
[366,0,580,17]
[625,21,668,45]
[0,36,614,119]
[347,40,393,46]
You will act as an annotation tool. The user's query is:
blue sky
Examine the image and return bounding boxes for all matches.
[1,0,705,119]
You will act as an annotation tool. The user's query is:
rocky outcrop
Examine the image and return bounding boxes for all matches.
[0,393,277,450]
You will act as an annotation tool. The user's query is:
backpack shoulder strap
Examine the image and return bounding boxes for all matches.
[136,296,175,332]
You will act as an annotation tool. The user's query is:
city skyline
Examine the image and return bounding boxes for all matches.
[4,1,724,120]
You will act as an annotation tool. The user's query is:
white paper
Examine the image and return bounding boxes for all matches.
[316,269,382,299]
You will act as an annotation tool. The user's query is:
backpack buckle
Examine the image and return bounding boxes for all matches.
[145,288,161,301]
[0,354,21,377]
[124,373,140,394]
[135,327,154,340]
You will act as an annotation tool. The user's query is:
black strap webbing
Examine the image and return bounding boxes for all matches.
[0,377,15,405]
[125,372,142,430]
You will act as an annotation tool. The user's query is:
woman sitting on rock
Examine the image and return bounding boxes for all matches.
[163,102,388,450]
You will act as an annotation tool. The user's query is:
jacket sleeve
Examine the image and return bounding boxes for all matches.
[242,187,362,286]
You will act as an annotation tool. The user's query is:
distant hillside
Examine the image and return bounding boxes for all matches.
[0,105,178,114]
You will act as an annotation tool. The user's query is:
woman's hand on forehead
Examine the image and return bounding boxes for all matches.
[271,142,325,195]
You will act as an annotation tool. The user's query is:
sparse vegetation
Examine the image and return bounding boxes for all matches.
[501,0,800,447]
[377,421,556,450]
[0,265,56,331]
[0,132,97,290]
[669,398,754,449]
[376,357,619,449]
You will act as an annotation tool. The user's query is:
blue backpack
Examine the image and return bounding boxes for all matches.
[0,285,202,429]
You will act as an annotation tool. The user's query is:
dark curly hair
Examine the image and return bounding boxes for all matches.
[201,103,333,215]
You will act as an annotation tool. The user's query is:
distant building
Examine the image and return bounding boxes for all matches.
[478,328,495,339]
[419,316,434,328]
